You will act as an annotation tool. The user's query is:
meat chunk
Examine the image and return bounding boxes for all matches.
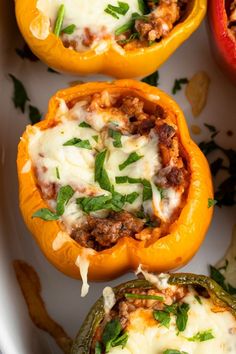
[166,166,184,186]
[72,211,145,249]
[135,0,180,42]
[156,123,176,147]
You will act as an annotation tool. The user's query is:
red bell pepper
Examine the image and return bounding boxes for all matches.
[208,0,236,84]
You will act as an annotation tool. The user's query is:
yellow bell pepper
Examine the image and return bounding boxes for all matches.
[17,80,213,281]
[15,0,207,78]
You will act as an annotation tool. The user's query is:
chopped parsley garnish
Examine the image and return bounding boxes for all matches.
[138,0,149,14]
[142,179,152,201]
[153,310,171,328]
[92,135,99,143]
[176,303,190,332]
[77,190,139,213]
[95,150,112,192]
[95,341,102,354]
[115,176,153,201]
[61,24,76,35]
[172,78,189,94]
[199,128,236,207]
[32,185,74,220]
[125,293,164,301]
[32,208,59,221]
[56,185,74,216]
[115,19,134,35]
[105,2,129,19]
[109,129,122,148]
[118,32,139,44]
[102,319,128,352]
[9,74,30,113]
[187,329,214,342]
[208,198,217,208]
[29,105,42,124]
[119,152,143,170]
[53,4,65,36]
[155,303,189,332]
[79,121,91,128]
[56,167,60,180]
[204,123,219,139]
[194,295,202,304]
[63,137,92,150]
[141,71,159,87]
[15,43,39,62]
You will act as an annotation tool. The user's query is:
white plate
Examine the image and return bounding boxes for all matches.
[0,2,236,354]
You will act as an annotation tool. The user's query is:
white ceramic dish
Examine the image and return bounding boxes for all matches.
[0,2,236,354]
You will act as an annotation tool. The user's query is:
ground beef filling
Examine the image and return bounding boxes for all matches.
[71,211,145,251]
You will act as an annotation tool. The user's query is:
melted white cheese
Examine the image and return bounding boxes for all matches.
[136,266,170,290]
[103,286,116,315]
[36,0,140,48]
[29,98,181,232]
[108,291,236,354]
[75,249,95,297]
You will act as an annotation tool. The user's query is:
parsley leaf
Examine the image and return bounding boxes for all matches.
[105,2,129,19]
[77,195,112,213]
[53,4,65,36]
[115,19,134,35]
[32,208,58,221]
[176,303,190,332]
[109,129,122,148]
[56,185,74,216]
[153,310,171,328]
[95,342,102,354]
[208,198,217,208]
[142,71,159,86]
[172,78,189,94]
[187,329,214,342]
[9,74,30,113]
[63,137,92,150]
[102,319,125,352]
[125,191,139,204]
[32,185,74,220]
[142,179,152,201]
[95,150,112,192]
[138,0,149,14]
[119,152,143,170]
[15,43,39,62]
[56,167,60,180]
[79,121,91,128]
[29,105,42,124]
[61,24,76,34]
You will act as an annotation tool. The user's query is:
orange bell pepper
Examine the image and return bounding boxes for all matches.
[17,80,213,281]
[15,0,206,78]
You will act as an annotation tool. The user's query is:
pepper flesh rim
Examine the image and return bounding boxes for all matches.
[17,80,213,281]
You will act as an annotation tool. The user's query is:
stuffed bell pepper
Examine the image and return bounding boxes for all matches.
[208,0,236,84]
[15,0,206,78]
[71,272,236,354]
[17,80,213,285]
